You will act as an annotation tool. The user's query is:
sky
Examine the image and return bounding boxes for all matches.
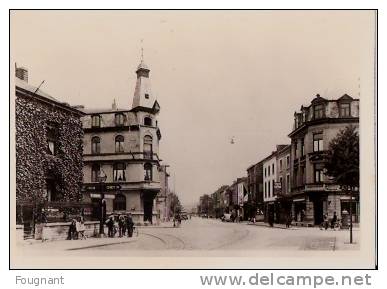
[11,10,375,208]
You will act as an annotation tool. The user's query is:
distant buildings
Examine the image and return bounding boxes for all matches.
[15,66,85,237]
[275,145,292,223]
[198,194,213,216]
[246,161,264,216]
[203,93,360,226]
[211,185,228,218]
[81,59,163,224]
[263,145,287,223]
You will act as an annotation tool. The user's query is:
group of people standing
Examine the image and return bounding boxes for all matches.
[67,216,86,240]
[105,214,135,238]
[320,212,338,230]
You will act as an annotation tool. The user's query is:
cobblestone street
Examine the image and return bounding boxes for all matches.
[18,217,359,256]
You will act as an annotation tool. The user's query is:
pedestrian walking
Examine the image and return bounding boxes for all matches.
[330,212,338,229]
[106,216,115,237]
[126,213,134,237]
[286,213,292,228]
[76,216,86,240]
[301,209,306,222]
[122,216,127,236]
[67,219,77,240]
[268,211,274,227]
[118,215,125,237]
[177,214,181,227]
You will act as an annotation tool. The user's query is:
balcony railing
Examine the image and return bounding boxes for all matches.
[143,151,153,160]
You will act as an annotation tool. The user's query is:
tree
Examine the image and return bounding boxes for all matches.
[324,125,359,243]
[169,192,181,217]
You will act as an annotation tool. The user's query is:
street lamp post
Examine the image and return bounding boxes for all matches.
[349,187,353,244]
[97,170,107,237]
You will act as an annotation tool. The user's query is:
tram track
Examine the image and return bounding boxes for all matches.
[139,232,187,250]
[209,226,251,250]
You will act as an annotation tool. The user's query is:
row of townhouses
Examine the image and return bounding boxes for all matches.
[15,59,174,239]
[199,94,360,226]
[198,177,249,221]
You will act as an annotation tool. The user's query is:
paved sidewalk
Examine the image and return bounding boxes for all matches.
[21,235,140,251]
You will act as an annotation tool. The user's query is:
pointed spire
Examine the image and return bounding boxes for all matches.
[112,98,117,110]
[137,39,149,73]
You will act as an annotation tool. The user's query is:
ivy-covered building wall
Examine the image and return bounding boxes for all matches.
[15,78,84,211]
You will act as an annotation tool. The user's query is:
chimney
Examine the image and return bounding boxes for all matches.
[15,66,28,82]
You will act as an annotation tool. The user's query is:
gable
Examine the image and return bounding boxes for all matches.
[311,94,328,104]
[152,100,161,113]
[337,94,353,101]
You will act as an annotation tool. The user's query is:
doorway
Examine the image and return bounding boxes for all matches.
[313,199,324,225]
[143,194,154,223]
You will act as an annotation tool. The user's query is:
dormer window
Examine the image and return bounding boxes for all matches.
[313,104,325,119]
[144,117,152,126]
[115,113,124,127]
[91,115,101,128]
[145,93,149,99]
[339,103,351,117]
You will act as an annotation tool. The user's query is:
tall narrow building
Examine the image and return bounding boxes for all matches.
[81,59,162,225]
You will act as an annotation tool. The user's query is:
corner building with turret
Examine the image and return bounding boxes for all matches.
[81,59,162,224]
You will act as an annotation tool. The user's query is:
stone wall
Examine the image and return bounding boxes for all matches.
[40,221,100,241]
[15,224,24,244]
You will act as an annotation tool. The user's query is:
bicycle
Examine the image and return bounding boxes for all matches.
[319,221,329,230]
[331,219,342,230]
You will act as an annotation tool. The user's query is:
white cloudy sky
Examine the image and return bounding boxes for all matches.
[11,10,375,208]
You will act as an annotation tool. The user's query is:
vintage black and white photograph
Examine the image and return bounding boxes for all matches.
[10,10,377,269]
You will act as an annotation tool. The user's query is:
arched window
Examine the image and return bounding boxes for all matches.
[143,135,153,159]
[91,115,101,128]
[113,163,126,181]
[144,117,152,126]
[115,113,124,126]
[91,164,100,182]
[113,194,126,211]
[144,163,152,181]
[91,136,101,154]
[115,135,124,153]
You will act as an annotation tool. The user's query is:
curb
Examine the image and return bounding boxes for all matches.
[66,239,138,251]
[247,223,298,230]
